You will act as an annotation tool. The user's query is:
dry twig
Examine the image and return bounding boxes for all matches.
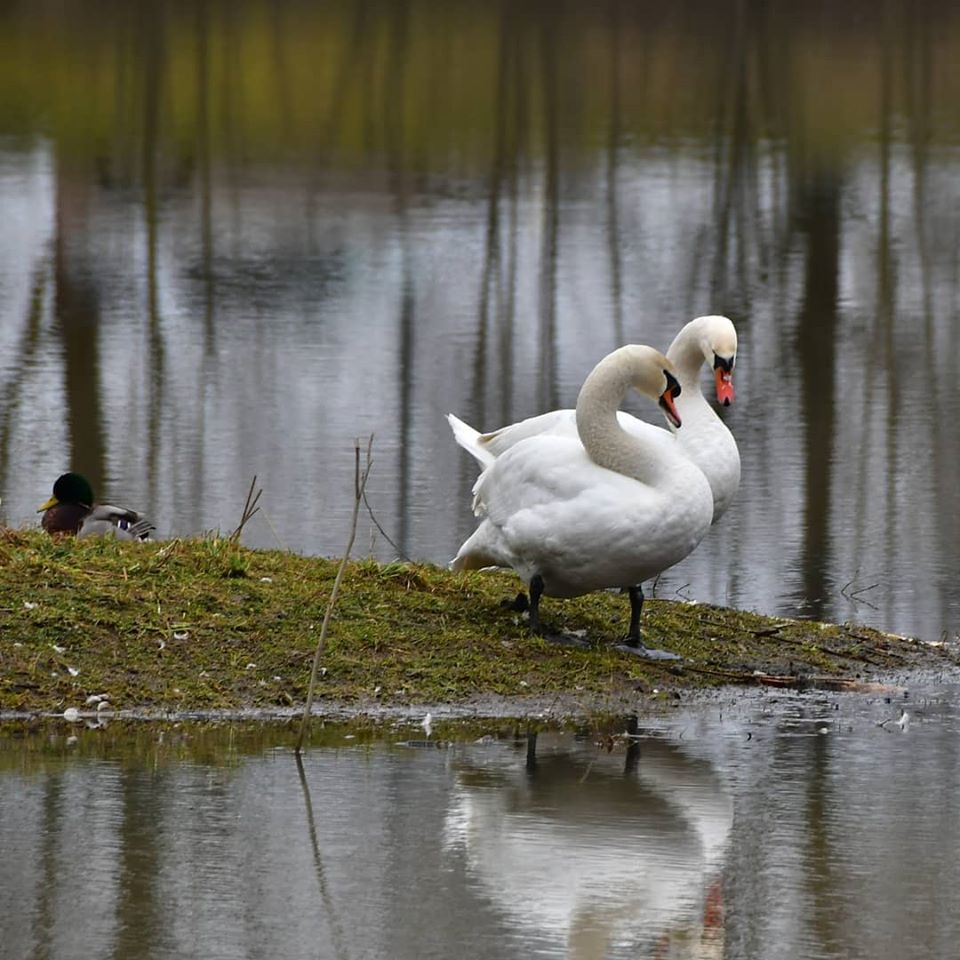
[295,437,374,755]
[230,476,263,541]
[362,487,410,561]
[683,665,898,693]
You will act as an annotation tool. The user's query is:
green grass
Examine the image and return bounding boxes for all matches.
[0,530,953,716]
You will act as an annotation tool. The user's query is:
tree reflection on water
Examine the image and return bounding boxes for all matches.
[0,0,958,639]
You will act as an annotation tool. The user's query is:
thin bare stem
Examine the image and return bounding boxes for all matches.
[260,507,288,550]
[230,475,263,541]
[295,436,374,755]
[361,487,410,561]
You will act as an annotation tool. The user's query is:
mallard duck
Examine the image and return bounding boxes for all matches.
[38,473,155,540]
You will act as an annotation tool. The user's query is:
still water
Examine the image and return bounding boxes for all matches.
[1,1,960,640]
[2,690,959,960]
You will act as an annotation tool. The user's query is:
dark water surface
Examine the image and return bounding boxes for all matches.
[2,1,960,640]
[2,691,960,959]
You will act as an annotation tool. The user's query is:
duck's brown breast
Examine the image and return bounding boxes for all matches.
[41,503,90,535]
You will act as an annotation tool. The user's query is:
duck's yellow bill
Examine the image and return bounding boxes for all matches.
[37,496,59,512]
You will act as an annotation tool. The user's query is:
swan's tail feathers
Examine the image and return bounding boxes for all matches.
[450,526,505,572]
[450,543,485,572]
[451,553,502,572]
[447,414,495,469]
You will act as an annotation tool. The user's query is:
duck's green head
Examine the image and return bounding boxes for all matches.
[38,472,95,511]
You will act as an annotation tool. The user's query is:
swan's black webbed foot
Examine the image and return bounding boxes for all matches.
[524,576,591,648]
[497,576,590,649]
[500,592,529,612]
[614,641,682,661]
[543,632,591,650]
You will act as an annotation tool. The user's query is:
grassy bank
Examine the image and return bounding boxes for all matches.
[0,530,954,717]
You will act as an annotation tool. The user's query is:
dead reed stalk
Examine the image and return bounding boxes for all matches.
[295,436,374,755]
[230,476,263,541]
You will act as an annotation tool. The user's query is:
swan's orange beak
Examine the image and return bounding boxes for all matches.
[715,366,735,406]
[659,389,682,429]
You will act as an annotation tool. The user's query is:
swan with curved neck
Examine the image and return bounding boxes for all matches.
[449,315,739,523]
[451,345,713,658]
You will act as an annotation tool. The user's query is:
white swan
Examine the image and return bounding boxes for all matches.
[449,315,739,523]
[450,345,714,658]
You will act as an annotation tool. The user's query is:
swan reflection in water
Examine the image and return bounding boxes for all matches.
[444,721,731,959]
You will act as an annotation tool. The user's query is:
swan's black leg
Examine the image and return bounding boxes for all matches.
[526,575,590,648]
[626,585,645,644]
[525,730,538,771]
[528,575,545,634]
[615,584,682,661]
[624,714,640,775]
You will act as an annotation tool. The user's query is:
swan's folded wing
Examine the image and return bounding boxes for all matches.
[472,435,666,526]
[477,410,578,458]
[478,409,674,458]
[470,435,583,519]
[462,433,710,591]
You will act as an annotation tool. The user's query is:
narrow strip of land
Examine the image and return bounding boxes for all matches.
[1,531,955,717]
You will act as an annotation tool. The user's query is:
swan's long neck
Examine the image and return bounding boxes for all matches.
[665,318,711,391]
[575,347,668,483]
[664,318,718,440]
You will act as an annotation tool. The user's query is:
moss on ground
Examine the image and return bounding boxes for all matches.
[0,530,955,716]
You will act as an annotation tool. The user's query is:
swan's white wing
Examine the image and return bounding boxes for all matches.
[477,410,579,457]
[476,407,738,524]
[458,435,711,595]
[456,436,632,579]
[478,409,676,457]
